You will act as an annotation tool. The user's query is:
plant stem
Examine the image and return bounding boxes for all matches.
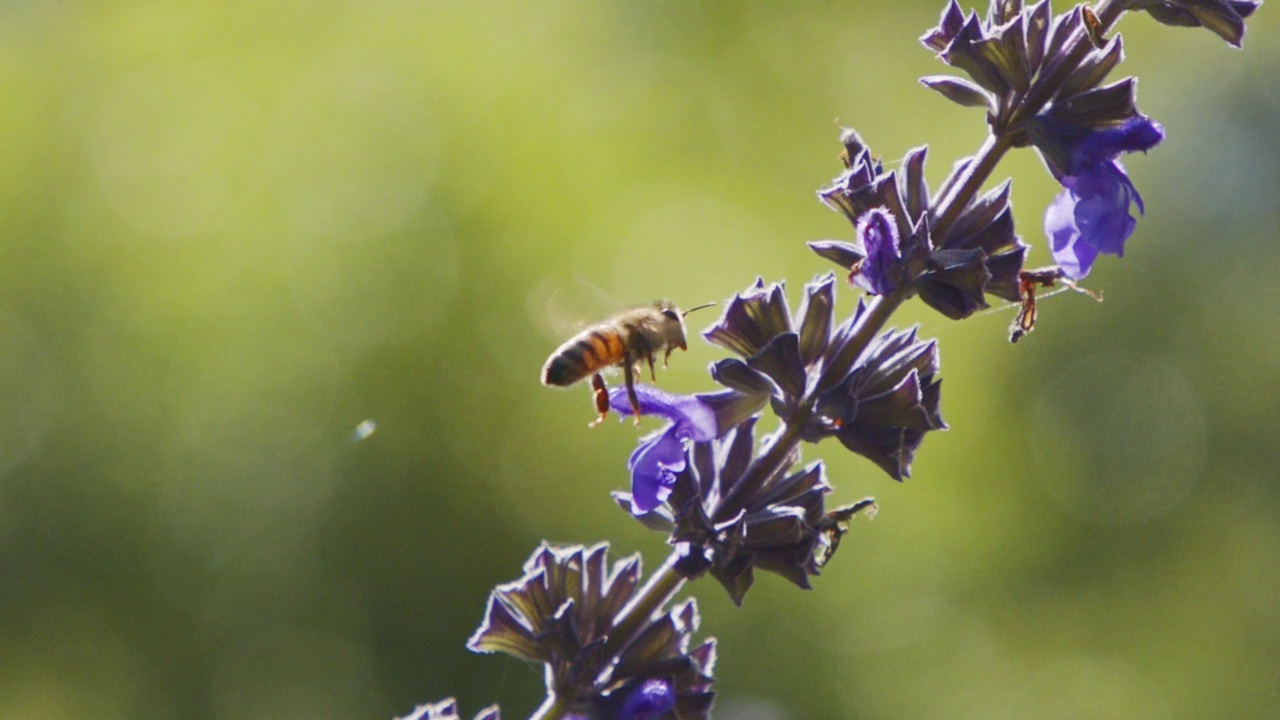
[529,692,571,720]
[931,133,1015,239]
[712,417,804,523]
[590,1,1135,701]
[600,551,685,660]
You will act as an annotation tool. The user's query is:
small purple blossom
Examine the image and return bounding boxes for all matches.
[851,209,903,295]
[1032,115,1165,279]
[617,679,675,720]
[608,386,721,514]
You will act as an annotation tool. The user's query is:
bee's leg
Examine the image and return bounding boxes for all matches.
[646,353,657,382]
[663,346,675,368]
[588,373,610,428]
[623,358,642,426]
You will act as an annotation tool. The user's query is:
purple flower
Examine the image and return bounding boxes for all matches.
[618,413,877,605]
[1032,115,1165,279]
[607,386,722,515]
[851,209,903,295]
[815,137,1026,320]
[616,679,675,720]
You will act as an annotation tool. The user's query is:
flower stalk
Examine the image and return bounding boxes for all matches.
[599,553,686,661]
[932,133,1015,239]
[442,2,1261,717]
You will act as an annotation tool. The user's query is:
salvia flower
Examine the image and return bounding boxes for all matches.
[607,385,765,515]
[699,277,948,475]
[805,326,946,481]
[703,275,908,422]
[851,209,904,296]
[701,277,826,419]
[919,0,1045,101]
[922,0,1139,143]
[817,129,915,235]
[815,137,926,298]
[700,278,793,360]
[1123,0,1260,47]
[1029,114,1165,279]
[614,412,876,605]
[615,678,676,720]
[467,543,716,720]
[397,699,500,720]
[814,135,1026,319]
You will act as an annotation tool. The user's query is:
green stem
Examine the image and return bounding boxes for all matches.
[931,133,1015,240]
[529,692,571,720]
[599,552,686,660]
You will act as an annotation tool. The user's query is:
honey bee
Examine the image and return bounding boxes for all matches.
[541,300,715,427]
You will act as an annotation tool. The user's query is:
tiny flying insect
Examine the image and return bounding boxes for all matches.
[1009,266,1103,343]
[540,300,716,427]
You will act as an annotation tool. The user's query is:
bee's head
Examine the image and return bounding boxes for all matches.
[654,300,715,352]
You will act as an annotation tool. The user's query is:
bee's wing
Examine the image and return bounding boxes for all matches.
[527,275,626,344]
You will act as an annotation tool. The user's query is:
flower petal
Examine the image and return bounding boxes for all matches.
[1034,115,1163,279]
[851,208,903,295]
[608,384,718,442]
[617,678,675,720]
[628,425,686,513]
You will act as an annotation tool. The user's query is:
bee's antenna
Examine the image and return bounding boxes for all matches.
[682,302,717,318]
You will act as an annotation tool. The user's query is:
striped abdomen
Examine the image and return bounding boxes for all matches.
[541,325,628,387]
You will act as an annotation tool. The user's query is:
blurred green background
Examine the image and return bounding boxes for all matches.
[1,2,1277,719]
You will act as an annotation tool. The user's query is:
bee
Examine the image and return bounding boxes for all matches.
[541,300,715,427]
